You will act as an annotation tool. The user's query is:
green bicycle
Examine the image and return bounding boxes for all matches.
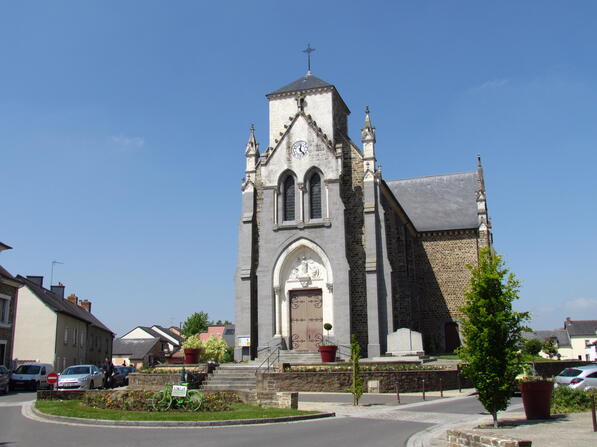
[151,383,204,411]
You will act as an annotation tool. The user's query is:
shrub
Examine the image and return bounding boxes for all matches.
[551,387,597,414]
[182,334,203,350]
[521,339,542,356]
[202,336,229,362]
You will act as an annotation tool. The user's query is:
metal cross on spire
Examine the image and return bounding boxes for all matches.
[303,44,315,75]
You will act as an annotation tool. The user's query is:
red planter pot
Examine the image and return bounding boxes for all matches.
[521,380,554,419]
[184,348,201,364]
[318,345,338,363]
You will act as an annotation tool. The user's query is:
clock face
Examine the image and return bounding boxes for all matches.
[291,140,309,159]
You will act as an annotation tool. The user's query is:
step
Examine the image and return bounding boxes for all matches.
[201,384,256,391]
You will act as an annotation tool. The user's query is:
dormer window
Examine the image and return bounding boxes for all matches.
[283,176,295,221]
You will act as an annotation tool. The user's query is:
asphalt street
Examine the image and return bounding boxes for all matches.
[0,391,519,447]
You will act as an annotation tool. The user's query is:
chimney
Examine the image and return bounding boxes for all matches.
[66,293,78,305]
[51,283,65,300]
[79,299,92,313]
[26,275,44,287]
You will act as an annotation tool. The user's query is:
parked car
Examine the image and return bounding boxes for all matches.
[57,364,104,390]
[10,363,54,391]
[111,366,129,387]
[554,364,597,391]
[0,365,10,394]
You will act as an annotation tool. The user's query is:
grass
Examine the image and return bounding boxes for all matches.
[35,400,315,421]
[434,354,460,360]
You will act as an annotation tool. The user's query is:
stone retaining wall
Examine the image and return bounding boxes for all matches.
[257,369,470,393]
[128,372,207,391]
[531,361,593,378]
[447,429,531,447]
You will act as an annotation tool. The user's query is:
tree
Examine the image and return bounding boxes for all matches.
[347,334,363,406]
[521,338,543,357]
[208,319,233,326]
[181,312,209,337]
[456,248,530,428]
[542,337,559,359]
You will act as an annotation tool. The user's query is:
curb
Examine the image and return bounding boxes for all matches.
[30,405,335,427]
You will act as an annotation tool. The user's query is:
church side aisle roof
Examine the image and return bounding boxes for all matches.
[386,172,479,232]
[267,73,333,97]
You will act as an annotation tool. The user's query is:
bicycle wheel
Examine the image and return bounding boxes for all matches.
[184,390,204,411]
[151,390,172,411]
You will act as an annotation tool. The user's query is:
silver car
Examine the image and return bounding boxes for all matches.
[57,365,104,390]
[554,364,597,391]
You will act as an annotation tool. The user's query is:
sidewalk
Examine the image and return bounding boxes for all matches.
[298,389,597,446]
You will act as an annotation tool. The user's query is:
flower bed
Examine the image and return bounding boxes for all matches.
[285,363,446,372]
[83,390,241,412]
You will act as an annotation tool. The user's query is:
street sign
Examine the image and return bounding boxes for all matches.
[47,372,58,385]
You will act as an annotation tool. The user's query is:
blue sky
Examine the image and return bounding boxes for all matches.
[1,1,596,336]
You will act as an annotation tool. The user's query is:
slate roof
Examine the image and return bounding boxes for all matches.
[113,338,160,359]
[386,172,479,232]
[267,74,333,97]
[525,329,571,347]
[16,275,114,334]
[0,265,16,281]
[564,320,597,337]
[152,325,183,343]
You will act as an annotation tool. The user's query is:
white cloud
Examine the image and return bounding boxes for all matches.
[564,297,597,311]
[471,78,509,91]
[109,135,145,149]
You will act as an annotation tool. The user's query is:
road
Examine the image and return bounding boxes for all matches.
[0,391,521,447]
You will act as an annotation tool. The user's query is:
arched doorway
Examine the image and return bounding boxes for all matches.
[445,322,461,353]
[272,239,333,351]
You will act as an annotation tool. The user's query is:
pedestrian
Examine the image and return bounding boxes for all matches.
[103,357,114,388]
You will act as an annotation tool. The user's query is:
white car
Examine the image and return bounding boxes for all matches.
[57,364,104,390]
[554,364,597,391]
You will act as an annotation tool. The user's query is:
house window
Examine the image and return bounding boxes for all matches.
[81,332,85,347]
[309,173,322,219]
[283,176,295,221]
[73,328,77,346]
[0,294,10,324]
[0,341,6,366]
[64,327,69,345]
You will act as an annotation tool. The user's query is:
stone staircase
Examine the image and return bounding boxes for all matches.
[200,364,259,391]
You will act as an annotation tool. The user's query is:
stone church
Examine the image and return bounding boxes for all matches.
[234,72,491,361]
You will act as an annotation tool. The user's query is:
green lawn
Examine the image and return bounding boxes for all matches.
[35,400,316,421]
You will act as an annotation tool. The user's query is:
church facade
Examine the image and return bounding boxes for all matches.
[234,73,491,360]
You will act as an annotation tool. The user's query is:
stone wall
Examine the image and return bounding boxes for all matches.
[340,140,367,351]
[531,360,593,378]
[415,230,479,352]
[257,369,470,393]
[447,429,531,447]
[128,372,207,391]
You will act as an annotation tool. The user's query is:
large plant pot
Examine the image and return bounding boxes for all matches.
[521,380,554,419]
[318,345,338,363]
[184,348,201,364]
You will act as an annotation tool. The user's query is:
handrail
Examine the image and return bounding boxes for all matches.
[256,346,280,372]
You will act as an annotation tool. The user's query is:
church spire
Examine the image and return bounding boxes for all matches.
[244,124,259,179]
[361,106,376,164]
[476,154,492,248]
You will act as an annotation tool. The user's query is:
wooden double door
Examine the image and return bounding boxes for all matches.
[289,289,323,351]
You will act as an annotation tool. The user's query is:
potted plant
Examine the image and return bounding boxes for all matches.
[182,334,203,364]
[519,374,554,420]
[318,323,337,363]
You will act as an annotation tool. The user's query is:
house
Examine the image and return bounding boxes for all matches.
[112,338,164,369]
[199,325,235,347]
[119,325,181,356]
[0,242,22,368]
[564,318,597,360]
[12,275,114,371]
[525,329,573,359]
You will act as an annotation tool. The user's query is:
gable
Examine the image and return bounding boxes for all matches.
[121,327,156,339]
[260,113,338,186]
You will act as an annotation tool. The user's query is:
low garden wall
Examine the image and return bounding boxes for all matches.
[447,429,531,447]
[128,371,208,391]
[257,369,470,393]
[36,389,297,409]
[531,361,593,378]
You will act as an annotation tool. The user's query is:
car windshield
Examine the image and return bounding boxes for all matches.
[63,366,91,375]
[558,368,582,377]
[14,365,41,374]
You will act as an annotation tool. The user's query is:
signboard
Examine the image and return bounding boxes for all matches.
[237,337,250,347]
[47,372,58,385]
[171,385,188,397]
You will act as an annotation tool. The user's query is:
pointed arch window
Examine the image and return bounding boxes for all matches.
[309,173,322,219]
[283,176,295,221]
